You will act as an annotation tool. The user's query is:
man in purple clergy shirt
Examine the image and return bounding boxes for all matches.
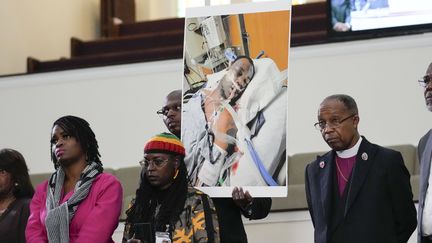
[305,94,416,243]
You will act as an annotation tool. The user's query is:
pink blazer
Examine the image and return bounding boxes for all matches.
[26,173,123,243]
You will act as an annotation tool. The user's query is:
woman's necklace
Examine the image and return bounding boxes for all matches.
[0,196,16,215]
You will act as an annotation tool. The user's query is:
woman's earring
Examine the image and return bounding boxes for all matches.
[14,182,19,187]
[173,169,179,179]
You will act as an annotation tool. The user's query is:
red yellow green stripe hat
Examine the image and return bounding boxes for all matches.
[144,132,185,156]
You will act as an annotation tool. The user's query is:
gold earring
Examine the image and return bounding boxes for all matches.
[173,169,179,179]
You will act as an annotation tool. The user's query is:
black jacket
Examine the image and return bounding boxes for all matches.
[213,197,271,243]
[305,137,417,243]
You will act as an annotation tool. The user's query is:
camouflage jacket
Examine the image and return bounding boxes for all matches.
[123,187,220,243]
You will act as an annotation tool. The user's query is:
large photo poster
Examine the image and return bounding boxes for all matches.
[181,1,291,197]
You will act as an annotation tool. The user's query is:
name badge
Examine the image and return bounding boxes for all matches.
[155,231,171,243]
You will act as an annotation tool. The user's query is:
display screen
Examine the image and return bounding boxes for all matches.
[329,0,432,35]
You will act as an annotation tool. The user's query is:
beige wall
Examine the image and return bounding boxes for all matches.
[0,60,182,174]
[137,0,177,21]
[1,33,431,174]
[0,0,100,75]
[0,0,323,76]
[0,0,179,76]
[287,33,432,154]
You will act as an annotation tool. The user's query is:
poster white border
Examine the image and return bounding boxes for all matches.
[186,0,292,18]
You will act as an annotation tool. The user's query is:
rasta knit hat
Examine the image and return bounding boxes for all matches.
[144,132,185,156]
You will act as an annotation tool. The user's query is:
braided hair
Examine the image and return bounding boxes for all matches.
[50,115,102,169]
[125,155,188,236]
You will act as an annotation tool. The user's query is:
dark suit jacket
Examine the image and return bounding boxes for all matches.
[417,129,432,243]
[213,197,272,243]
[305,137,417,243]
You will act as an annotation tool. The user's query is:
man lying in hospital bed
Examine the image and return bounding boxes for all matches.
[182,56,287,187]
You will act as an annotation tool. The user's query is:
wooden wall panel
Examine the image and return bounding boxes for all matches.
[244,11,290,70]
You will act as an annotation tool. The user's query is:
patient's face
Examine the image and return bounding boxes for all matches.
[219,58,253,100]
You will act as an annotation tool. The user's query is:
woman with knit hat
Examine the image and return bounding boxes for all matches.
[123,132,219,243]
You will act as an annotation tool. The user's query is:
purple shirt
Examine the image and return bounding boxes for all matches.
[26,173,123,243]
[335,155,356,196]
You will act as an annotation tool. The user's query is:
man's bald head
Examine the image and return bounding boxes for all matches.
[426,62,432,76]
[166,90,182,101]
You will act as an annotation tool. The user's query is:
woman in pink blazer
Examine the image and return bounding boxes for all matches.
[26,115,123,243]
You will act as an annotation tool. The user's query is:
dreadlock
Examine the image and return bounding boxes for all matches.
[50,115,102,169]
[125,155,188,237]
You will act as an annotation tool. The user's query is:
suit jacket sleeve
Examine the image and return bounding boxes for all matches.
[387,151,417,243]
[242,197,272,220]
[305,164,316,227]
[418,130,431,163]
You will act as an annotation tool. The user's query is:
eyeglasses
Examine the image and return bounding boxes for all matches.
[139,158,169,169]
[418,75,432,87]
[156,105,181,117]
[314,114,356,131]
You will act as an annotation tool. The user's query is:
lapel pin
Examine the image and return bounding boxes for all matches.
[319,161,325,168]
[361,152,368,161]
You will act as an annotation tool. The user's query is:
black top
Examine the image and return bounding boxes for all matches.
[213,197,272,243]
[0,198,31,243]
[330,168,352,242]
[305,137,417,243]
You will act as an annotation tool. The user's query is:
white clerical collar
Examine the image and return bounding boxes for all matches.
[336,137,363,158]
